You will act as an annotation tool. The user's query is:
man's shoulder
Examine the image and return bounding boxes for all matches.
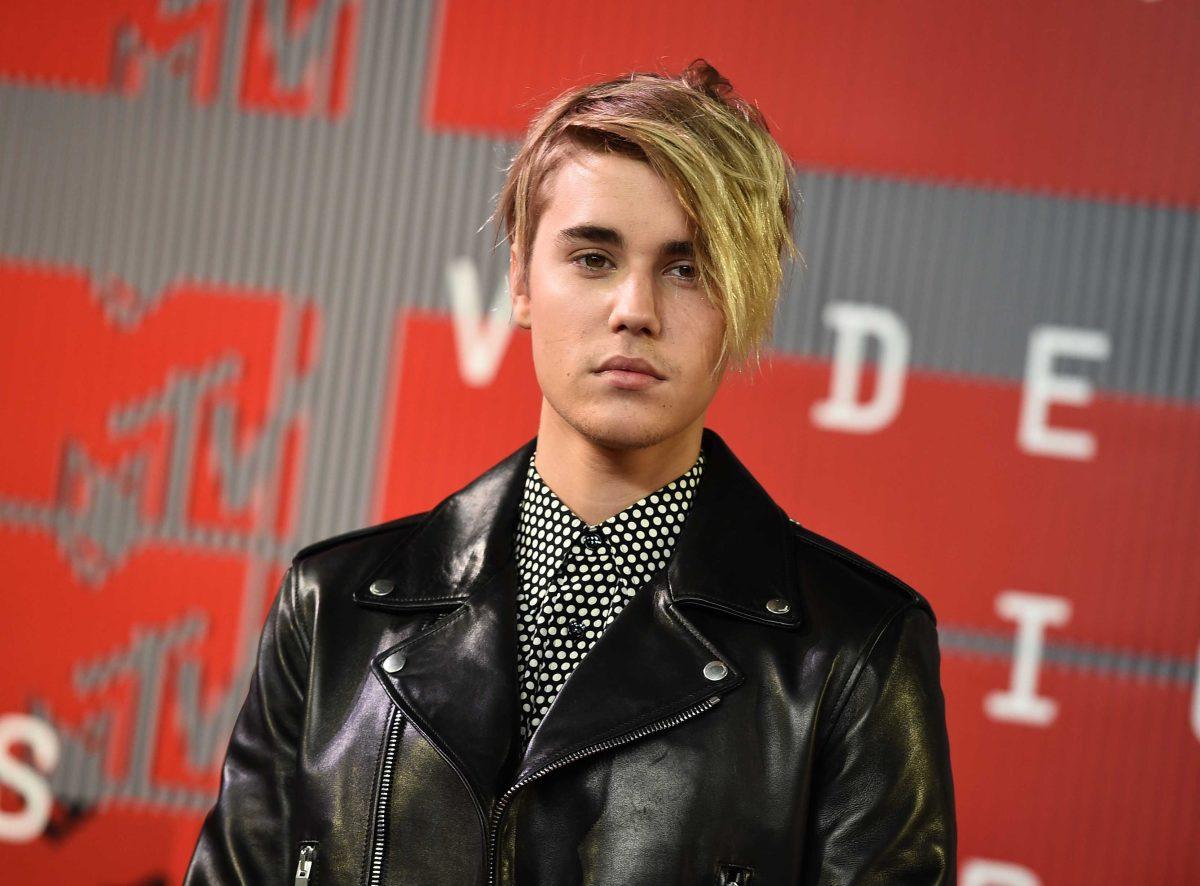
[784,515,938,628]
[285,437,537,598]
[291,509,434,566]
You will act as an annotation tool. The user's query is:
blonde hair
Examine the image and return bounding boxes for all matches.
[490,59,801,377]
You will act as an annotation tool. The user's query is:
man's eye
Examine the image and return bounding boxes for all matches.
[668,263,697,280]
[574,252,612,271]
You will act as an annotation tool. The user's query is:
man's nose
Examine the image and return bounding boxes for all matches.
[609,269,661,337]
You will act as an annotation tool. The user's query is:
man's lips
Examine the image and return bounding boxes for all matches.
[594,356,664,379]
[594,357,665,391]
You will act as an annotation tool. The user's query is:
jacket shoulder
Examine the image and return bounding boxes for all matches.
[787,516,937,625]
[292,509,432,565]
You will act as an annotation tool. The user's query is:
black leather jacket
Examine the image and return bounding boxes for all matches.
[185,427,956,885]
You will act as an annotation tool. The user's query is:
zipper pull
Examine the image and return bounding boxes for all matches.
[717,863,755,885]
[294,842,318,884]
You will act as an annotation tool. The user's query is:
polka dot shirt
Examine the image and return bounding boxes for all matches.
[514,447,706,748]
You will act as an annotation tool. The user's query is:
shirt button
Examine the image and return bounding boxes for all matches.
[567,618,585,639]
[583,530,602,550]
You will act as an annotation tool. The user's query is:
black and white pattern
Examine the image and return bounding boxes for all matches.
[514,447,706,747]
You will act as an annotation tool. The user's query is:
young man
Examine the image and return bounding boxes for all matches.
[186,60,955,884]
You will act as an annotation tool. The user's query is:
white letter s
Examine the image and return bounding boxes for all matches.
[0,713,60,843]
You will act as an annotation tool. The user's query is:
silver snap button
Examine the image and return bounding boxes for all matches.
[381,651,407,673]
[369,579,395,597]
[765,597,790,614]
[702,660,728,681]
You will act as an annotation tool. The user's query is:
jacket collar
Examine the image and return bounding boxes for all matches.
[359,427,801,814]
[355,427,800,627]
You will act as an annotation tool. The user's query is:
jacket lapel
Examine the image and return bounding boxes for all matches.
[360,439,531,815]
[514,565,742,781]
[358,427,803,813]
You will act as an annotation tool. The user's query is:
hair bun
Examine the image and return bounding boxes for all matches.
[681,59,731,99]
[680,58,767,130]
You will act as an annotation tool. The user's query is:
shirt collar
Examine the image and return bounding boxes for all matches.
[515,447,706,592]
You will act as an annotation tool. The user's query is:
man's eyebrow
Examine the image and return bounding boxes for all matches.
[555,224,624,249]
[661,239,694,259]
[555,224,695,258]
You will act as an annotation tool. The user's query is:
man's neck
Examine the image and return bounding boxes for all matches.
[532,400,705,527]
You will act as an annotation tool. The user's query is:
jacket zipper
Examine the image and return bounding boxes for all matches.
[366,707,405,886]
[293,841,317,884]
[484,693,723,886]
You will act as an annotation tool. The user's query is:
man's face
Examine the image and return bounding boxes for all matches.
[509,149,728,451]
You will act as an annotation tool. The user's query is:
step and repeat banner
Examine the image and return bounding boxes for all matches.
[1,1,1197,883]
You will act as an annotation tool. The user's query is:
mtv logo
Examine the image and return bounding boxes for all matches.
[0,262,319,584]
[1,0,360,118]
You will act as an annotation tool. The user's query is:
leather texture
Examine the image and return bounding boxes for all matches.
[184,427,957,885]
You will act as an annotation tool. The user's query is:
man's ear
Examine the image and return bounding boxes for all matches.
[509,242,532,330]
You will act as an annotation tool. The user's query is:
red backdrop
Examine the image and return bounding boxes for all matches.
[1,1,1197,883]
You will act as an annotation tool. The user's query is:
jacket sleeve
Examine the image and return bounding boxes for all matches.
[802,602,957,885]
[184,561,312,885]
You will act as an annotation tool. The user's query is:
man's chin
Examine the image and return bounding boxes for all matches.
[568,408,692,453]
